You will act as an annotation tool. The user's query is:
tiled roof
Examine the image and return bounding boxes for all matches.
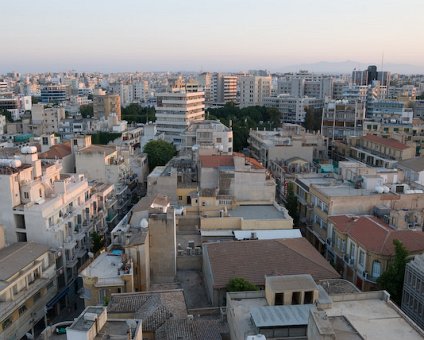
[362,134,410,150]
[155,319,229,340]
[39,142,72,159]
[108,290,187,332]
[234,152,264,169]
[204,238,339,289]
[199,155,234,168]
[329,215,424,256]
[78,144,116,155]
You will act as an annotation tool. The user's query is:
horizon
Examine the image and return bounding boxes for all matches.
[2,0,424,74]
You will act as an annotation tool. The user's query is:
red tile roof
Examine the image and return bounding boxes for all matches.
[199,155,234,168]
[38,142,72,159]
[329,215,424,256]
[204,238,339,288]
[362,134,410,150]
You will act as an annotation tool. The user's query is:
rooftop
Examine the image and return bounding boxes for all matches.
[108,290,187,332]
[68,306,105,332]
[251,304,313,328]
[80,252,131,285]
[77,144,116,156]
[397,157,424,172]
[329,215,424,256]
[204,238,339,289]
[230,204,288,220]
[39,142,72,159]
[0,242,49,282]
[362,134,411,150]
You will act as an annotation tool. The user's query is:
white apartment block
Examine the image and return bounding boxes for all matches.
[181,120,233,155]
[239,75,272,108]
[133,80,149,103]
[155,89,205,144]
[0,147,113,295]
[263,95,323,123]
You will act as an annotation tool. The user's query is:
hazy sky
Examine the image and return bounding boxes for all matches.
[1,0,423,73]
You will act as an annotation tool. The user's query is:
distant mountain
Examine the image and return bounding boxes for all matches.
[278,60,424,74]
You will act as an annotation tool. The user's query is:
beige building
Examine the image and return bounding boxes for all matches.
[248,126,328,167]
[327,215,424,291]
[93,93,121,120]
[65,306,142,340]
[210,73,238,106]
[80,251,134,307]
[239,75,272,108]
[335,134,416,168]
[226,274,424,340]
[0,243,57,340]
[31,103,66,134]
[156,89,205,144]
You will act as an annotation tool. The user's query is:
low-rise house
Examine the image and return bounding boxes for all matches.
[327,215,424,291]
[202,238,339,306]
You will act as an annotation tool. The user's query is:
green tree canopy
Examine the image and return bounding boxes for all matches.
[285,183,299,227]
[122,103,156,123]
[206,104,281,152]
[377,239,409,305]
[143,140,176,171]
[80,104,93,118]
[90,231,104,254]
[226,277,258,292]
[0,109,13,122]
[90,132,122,145]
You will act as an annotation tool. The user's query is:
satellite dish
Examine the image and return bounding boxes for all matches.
[140,218,148,229]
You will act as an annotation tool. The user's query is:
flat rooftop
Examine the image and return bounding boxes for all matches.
[69,306,105,332]
[80,252,129,284]
[328,293,424,340]
[251,304,313,327]
[230,205,287,220]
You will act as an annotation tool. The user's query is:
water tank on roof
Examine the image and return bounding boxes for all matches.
[0,159,22,168]
[375,186,384,194]
[246,336,266,340]
[21,146,37,154]
[382,186,390,193]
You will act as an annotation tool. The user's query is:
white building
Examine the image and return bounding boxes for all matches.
[155,89,205,144]
[31,103,66,134]
[210,73,238,106]
[239,75,272,108]
[181,120,233,155]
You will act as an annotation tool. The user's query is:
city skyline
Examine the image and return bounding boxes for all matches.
[2,0,424,73]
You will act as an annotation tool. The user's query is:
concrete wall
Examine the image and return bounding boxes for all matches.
[149,210,176,283]
[76,152,107,182]
[176,255,202,271]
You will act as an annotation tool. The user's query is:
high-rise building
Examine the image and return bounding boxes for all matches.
[155,89,205,144]
[40,84,69,103]
[210,73,238,106]
[93,93,121,120]
[352,65,391,86]
[239,75,272,108]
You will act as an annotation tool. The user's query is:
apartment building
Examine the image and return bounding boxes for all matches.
[334,134,416,168]
[210,73,237,106]
[402,254,424,330]
[181,120,233,155]
[239,75,272,108]
[0,242,57,340]
[263,94,323,123]
[248,127,328,167]
[327,215,424,291]
[321,100,366,140]
[155,89,205,144]
[277,73,334,99]
[93,93,121,120]
[31,103,66,134]
[40,85,69,104]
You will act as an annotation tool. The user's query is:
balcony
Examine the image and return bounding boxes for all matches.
[106,212,118,224]
[66,256,78,268]
[75,247,87,258]
[64,236,77,250]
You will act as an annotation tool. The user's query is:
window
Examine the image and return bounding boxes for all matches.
[33,291,41,302]
[372,261,381,278]
[2,318,12,330]
[24,192,29,199]
[19,305,27,316]
[178,196,183,201]
[358,250,365,268]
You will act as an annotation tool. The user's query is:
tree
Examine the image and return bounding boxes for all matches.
[304,106,322,132]
[90,231,104,254]
[285,183,299,227]
[377,239,409,306]
[121,103,156,123]
[90,132,122,145]
[0,109,13,122]
[143,140,176,171]
[226,277,258,292]
[80,104,93,118]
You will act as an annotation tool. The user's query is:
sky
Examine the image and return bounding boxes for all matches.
[1,0,424,73]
